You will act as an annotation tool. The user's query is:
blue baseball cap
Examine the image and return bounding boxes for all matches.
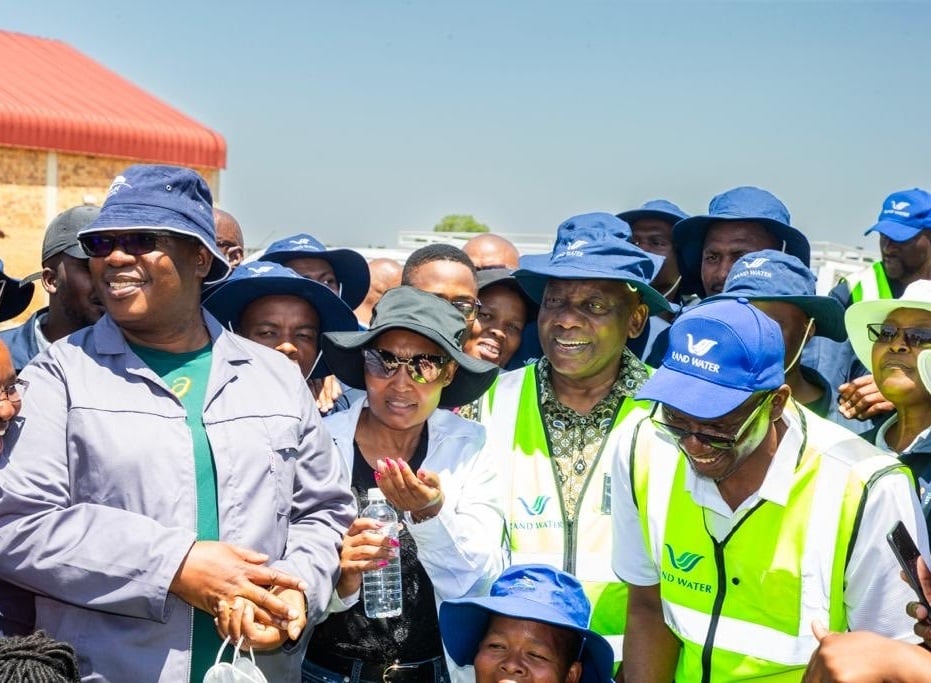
[673,186,810,298]
[261,233,370,309]
[864,188,931,243]
[202,261,359,379]
[0,259,35,323]
[439,564,614,683]
[637,298,785,418]
[79,165,231,285]
[706,250,846,342]
[616,198,689,226]
[514,213,671,315]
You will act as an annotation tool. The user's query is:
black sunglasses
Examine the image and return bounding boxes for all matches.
[78,231,181,258]
[867,323,931,348]
[362,348,450,384]
[650,395,773,452]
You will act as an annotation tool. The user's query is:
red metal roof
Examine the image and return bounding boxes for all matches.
[0,30,226,168]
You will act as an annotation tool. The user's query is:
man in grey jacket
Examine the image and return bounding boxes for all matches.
[0,165,356,682]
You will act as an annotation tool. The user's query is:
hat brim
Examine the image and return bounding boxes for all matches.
[844,296,931,369]
[636,364,755,419]
[321,323,498,407]
[616,209,684,226]
[673,216,811,298]
[918,349,931,393]
[439,599,613,683]
[707,293,847,342]
[80,216,231,285]
[514,259,672,316]
[477,271,540,321]
[864,220,923,243]
[0,277,34,322]
[203,276,360,379]
[262,248,370,309]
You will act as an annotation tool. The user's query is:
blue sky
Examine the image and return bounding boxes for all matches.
[3,1,929,252]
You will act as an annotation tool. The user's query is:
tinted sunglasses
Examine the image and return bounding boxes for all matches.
[78,231,180,258]
[867,323,931,348]
[362,348,450,384]
[651,394,773,451]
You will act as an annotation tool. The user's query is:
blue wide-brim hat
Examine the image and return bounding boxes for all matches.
[0,258,35,322]
[637,298,785,419]
[79,165,232,285]
[705,249,846,342]
[440,564,614,683]
[672,186,810,298]
[863,188,931,243]
[514,213,671,315]
[616,198,689,226]
[261,233,370,309]
[202,261,359,379]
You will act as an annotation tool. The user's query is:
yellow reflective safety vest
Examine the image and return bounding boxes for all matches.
[482,362,654,661]
[629,403,909,682]
[844,261,893,303]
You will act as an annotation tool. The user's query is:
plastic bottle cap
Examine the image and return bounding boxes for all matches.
[367,487,386,501]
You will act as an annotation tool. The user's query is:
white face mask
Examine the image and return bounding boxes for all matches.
[203,636,269,683]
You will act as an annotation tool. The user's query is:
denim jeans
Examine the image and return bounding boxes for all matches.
[301,658,450,683]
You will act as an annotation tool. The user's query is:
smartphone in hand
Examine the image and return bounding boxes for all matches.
[886,520,931,612]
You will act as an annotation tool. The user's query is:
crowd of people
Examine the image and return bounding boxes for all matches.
[0,164,929,683]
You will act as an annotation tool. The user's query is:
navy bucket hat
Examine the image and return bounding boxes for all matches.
[637,298,785,419]
[863,188,931,243]
[202,261,359,379]
[0,259,35,322]
[514,213,671,315]
[616,198,689,226]
[261,233,370,309]
[673,186,810,298]
[476,267,539,321]
[706,250,846,341]
[440,564,614,683]
[321,286,499,408]
[79,165,231,285]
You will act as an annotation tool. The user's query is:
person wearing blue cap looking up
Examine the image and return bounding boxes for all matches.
[439,564,615,683]
[480,212,671,671]
[0,165,356,682]
[707,249,864,432]
[817,189,931,427]
[611,298,926,682]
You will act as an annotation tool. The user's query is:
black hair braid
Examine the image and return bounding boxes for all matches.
[0,630,81,682]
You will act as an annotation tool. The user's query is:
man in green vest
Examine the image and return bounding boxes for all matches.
[612,298,926,682]
[819,188,931,424]
[480,212,671,671]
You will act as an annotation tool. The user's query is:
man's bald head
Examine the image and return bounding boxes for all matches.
[213,208,245,268]
[354,257,403,326]
[463,233,520,270]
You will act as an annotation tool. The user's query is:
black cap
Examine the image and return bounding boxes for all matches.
[42,205,101,263]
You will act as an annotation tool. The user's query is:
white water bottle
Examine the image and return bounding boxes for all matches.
[361,488,402,618]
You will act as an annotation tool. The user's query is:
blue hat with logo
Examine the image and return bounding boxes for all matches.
[673,186,810,298]
[261,233,370,309]
[0,259,35,323]
[439,564,614,683]
[706,250,846,342]
[637,298,785,418]
[864,188,931,243]
[514,213,671,315]
[616,198,689,226]
[79,165,231,285]
[202,261,359,379]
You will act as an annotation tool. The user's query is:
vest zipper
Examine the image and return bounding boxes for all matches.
[700,540,728,683]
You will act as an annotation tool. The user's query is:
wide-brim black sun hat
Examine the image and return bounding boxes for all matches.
[321,286,499,407]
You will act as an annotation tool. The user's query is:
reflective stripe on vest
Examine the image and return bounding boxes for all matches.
[847,262,893,303]
[630,403,905,681]
[483,363,653,662]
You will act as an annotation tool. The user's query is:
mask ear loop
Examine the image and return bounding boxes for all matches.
[660,275,682,299]
[785,318,814,373]
[305,351,323,382]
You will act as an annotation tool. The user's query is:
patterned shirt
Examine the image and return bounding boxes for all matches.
[537,347,650,520]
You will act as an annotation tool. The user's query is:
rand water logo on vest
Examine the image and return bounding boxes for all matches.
[511,495,563,531]
[661,544,713,593]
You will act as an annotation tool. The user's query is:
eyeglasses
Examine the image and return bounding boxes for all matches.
[651,394,773,451]
[867,323,931,348]
[78,231,180,258]
[362,348,450,384]
[0,378,28,405]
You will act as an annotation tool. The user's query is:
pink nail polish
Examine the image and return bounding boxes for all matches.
[378,560,388,568]
[374,471,382,481]
[389,538,400,548]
